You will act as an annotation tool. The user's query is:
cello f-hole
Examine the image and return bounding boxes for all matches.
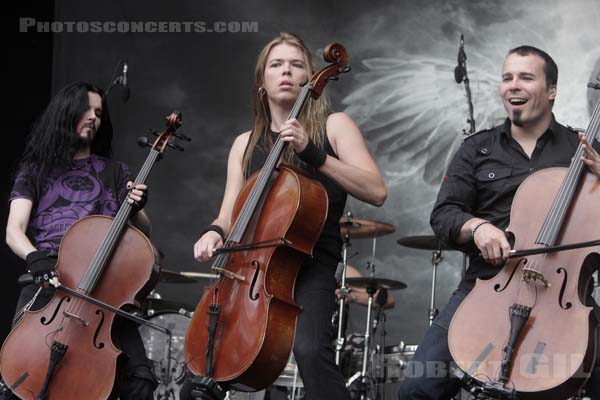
[93,309,105,349]
[556,268,573,310]
[249,260,260,301]
[494,259,526,293]
[41,295,71,325]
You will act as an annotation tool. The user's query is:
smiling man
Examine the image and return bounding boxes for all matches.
[398,46,600,399]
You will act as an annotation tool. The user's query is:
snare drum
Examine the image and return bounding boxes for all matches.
[138,310,191,400]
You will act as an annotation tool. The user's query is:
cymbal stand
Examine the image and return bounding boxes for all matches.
[358,256,377,400]
[428,246,443,325]
[335,232,351,365]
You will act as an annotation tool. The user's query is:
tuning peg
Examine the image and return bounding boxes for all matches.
[147,129,160,136]
[137,136,152,148]
[167,142,184,151]
[338,66,351,74]
[174,133,192,142]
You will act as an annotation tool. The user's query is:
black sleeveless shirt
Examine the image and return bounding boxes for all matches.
[244,131,347,270]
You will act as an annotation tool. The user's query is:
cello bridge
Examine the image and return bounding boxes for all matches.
[63,310,89,326]
[522,268,550,288]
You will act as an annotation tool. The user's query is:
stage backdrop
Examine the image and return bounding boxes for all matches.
[41,0,600,362]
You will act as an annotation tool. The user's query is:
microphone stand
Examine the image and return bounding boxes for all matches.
[455,34,476,279]
[105,60,128,102]
[456,34,476,136]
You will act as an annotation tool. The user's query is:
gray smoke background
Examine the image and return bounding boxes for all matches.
[48,0,600,392]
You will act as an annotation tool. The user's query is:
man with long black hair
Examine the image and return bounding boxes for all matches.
[3,81,157,399]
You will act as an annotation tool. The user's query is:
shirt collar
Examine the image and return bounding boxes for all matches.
[501,114,558,142]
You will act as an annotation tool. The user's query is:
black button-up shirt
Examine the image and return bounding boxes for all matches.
[430,116,600,290]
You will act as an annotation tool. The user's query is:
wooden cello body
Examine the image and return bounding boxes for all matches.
[184,43,350,391]
[448,103,600,398]
[185,166,327,389]
[0,112,185,399]
[0,217,156,400]
[449,169,600,399]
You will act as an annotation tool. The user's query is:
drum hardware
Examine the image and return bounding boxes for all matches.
[335,212,353,366]
[225,389,266,400]
[143,290,195,317]
[397,235,453,325]
[139,290,195,400]
[452,368,517,400]
[336,214,396,366]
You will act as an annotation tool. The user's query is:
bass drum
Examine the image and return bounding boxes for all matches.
[139,310,191,400]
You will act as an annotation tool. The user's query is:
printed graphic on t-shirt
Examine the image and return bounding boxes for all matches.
[10,156,130,254]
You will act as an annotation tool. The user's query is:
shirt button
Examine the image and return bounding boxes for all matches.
[488,172,495,179]
[529,167,534,172]
[481,148,488,154]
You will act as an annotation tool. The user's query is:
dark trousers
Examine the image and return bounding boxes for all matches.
[292,259,351,400]
[3,284,156,399]
[397,288,600,399]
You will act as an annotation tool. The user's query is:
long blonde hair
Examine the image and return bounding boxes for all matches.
[243,32,331,175]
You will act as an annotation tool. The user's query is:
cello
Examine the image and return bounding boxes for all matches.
[0,112,187,399]
[448,101,600,398]
[184,43,350,392]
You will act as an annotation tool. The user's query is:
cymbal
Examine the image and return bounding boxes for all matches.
[396,235,452,251]
[345,277,407,291]
[158,269,197,284]
[339,217,396,239]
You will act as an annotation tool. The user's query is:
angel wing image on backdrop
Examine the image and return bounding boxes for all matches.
[340,0,600,343]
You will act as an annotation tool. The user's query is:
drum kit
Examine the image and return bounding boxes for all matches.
[138,216,456,400]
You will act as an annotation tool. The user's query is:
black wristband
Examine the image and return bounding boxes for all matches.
[25,250,49,266]
[200,224,225,241]
[471,220,491,239]
[296,139,327,169]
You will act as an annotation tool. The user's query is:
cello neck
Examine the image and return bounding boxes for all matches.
[210,85,314,271]
[77,149,161,293]
[536,100,600,246]
[225,85,313,243]
[78,111,184,293]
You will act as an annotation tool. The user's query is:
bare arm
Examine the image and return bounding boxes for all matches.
[193,132,250,262]
[321,113,387,206]
[6,198,37,260]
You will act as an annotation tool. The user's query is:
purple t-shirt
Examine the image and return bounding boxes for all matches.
[9,155,132,255]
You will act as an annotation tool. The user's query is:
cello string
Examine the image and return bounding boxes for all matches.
[537,101,600,248]
[202,85,312,364]
[229,85,310,242]
[83,150,159,289]
[531,129,597,273]
[538,99,600,245]
[65,148,160,346]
